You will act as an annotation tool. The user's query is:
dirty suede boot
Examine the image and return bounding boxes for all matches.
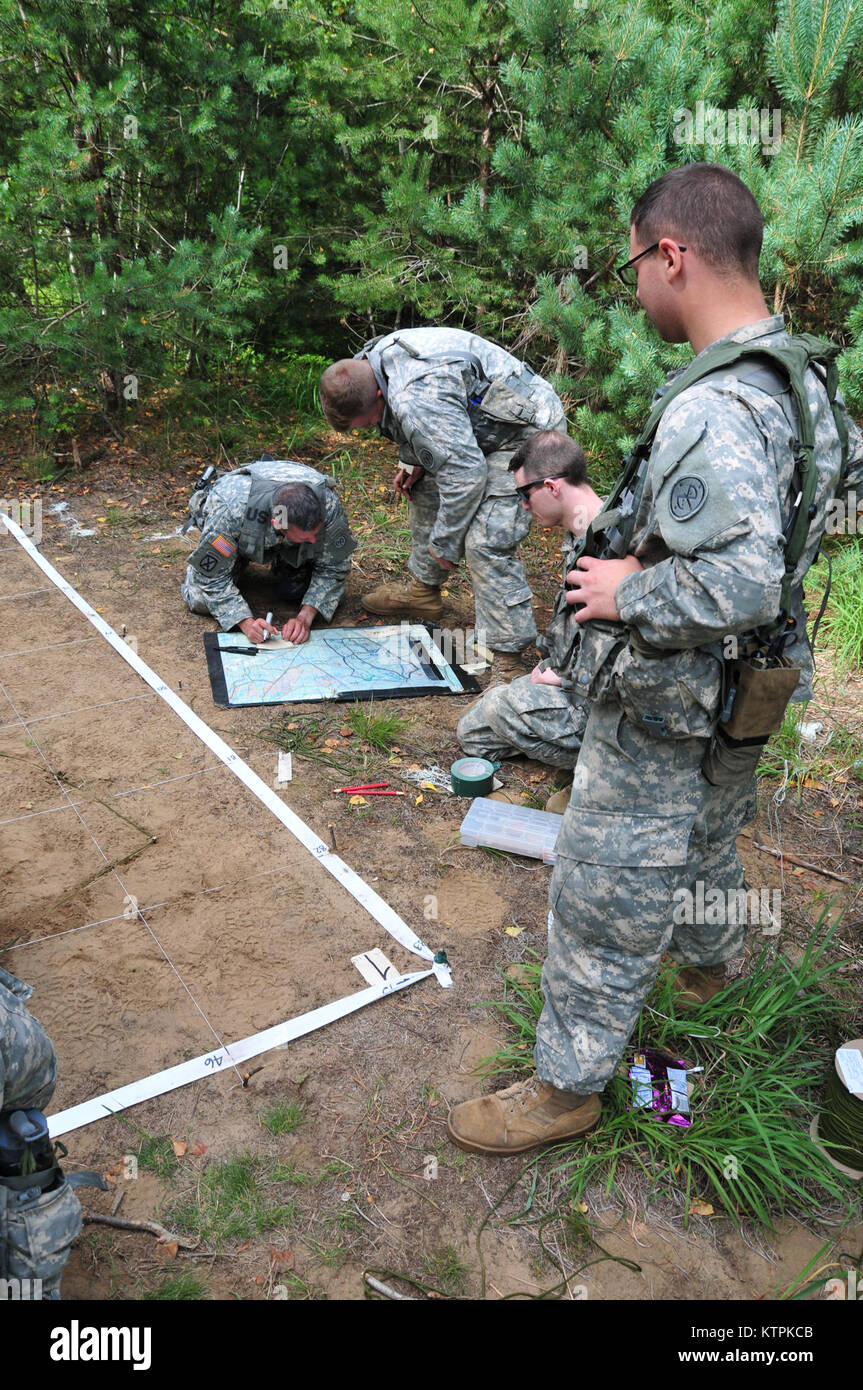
[544,781,572,814]
[362,576,443,620]
[674,962,730,1007]
[490,649,531,682]
[447,1074,601,1155]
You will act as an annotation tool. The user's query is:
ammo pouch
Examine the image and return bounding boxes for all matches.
[0,1173,83,1298]
[701,655,801,787]
[613,639,722,739]
[472,376,541,430]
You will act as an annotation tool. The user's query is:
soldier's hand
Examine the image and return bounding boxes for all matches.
[428,544,456,571]
[394,465,425,498]
[565,555,643,622]
[239,616,279,643]
[530,663,563,687]
[281,614,312,644]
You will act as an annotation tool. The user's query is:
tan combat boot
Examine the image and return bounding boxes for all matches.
[673,962,730,1007]
[544,782,572,814]
[362,577,443,620]
[490,649,531,682]
[447,1074,601,1155]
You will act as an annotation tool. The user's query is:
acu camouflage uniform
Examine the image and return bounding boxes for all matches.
[535,316,863,1094]
[457,531,588,768]
[0,966,82,1299]
[357,328,567,651]
[182,460,355,630]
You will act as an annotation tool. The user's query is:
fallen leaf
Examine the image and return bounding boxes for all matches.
[415,793,423,804]
[690,1200,714,1217]
[188,1141,207,1157]
[287,721,299,730]
[577,1201,589,1214]
[255,1274,265,1285]
[18,802,33,810]
[349,794,367,805]
[237,1242,251,1253]
[323,737,341,748]
[268,1245,293,1269]
[171,1139,187,1158]
[159,1240,179,1259]
[339,727,352,737]
[504,925,523,937]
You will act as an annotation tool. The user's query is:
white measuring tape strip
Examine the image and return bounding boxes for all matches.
[1,513,451,985]
[48,969,432,1139]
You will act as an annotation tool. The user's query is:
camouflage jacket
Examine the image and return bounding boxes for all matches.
[357,327,565,563]
[186,461,355,631]
[573,316,863,737]
[537,531,584,688]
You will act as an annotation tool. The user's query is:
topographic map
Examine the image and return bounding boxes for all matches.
[205,624,472,706]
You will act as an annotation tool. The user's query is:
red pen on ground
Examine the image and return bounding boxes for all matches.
[331,782,406,796]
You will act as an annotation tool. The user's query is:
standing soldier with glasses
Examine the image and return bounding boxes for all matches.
[447,163,863,1157]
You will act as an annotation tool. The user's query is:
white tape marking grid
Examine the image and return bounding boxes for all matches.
[0,516,452,1138]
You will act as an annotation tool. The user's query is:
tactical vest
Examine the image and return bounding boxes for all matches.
[584,333,850,640]
[234,462,337,563]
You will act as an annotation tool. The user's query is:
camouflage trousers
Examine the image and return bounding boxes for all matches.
[0,968,82,1299]
[457,676,587,770]
[534,701,758,1094]
[407,476,537,652]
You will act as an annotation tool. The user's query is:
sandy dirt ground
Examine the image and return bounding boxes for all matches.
[1,471,861,1302]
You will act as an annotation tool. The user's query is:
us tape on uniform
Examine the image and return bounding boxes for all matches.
[1,513,452,1136]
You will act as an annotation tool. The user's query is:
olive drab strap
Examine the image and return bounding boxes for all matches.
[584,333,850,639]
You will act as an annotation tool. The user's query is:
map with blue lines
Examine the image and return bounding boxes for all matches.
[205,623,471,706]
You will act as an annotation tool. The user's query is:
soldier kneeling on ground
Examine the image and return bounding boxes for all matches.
[182,456,356,644]
[457,431,604,812]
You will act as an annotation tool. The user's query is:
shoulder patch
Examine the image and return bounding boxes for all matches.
[211,534,236,558]
[410,429,446,472]
[668,476,708,521]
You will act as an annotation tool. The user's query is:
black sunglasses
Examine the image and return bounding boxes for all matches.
[615,242,687,287]
[514,473,567,503]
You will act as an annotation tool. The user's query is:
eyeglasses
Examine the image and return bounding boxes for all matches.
[615,242,687,287]
[514,473,567,504]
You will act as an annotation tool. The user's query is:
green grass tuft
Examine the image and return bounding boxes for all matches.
[346,699,410,750]
[806,543,863,672]
[138,1271,211,1300]
[423,1244,469,1296]
[135,1134,179,1181]
[260,1100,306,1136]
[479,922,859,1230]
[167,1153,300,1247]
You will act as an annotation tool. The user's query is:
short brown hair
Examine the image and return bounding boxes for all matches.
[631,163,763,278]
[509,431,587,486]
[271,483,323,532]
[319,360,379,430]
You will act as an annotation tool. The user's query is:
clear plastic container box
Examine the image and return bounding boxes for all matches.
[459,797,563,864]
